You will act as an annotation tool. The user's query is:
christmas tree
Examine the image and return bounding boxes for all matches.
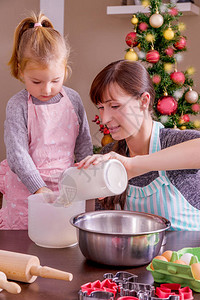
[124,0,200,129]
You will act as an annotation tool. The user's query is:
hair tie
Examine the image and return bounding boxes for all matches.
[34,22,42,28]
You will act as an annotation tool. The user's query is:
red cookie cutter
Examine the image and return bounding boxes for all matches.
[156,283,193,300]
[81,279,118,296]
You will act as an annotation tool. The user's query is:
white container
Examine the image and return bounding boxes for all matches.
[28,193,85,248]
[57,159,128,206]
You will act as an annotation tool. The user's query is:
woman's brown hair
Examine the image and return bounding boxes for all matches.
[8,12,70,80]
[90,60,155,210]
[90,60,155,111]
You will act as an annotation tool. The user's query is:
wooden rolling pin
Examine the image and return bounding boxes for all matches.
[0,250,73,283]
[0,271,21,294]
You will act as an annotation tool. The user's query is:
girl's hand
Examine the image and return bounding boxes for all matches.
[34,187,53,194]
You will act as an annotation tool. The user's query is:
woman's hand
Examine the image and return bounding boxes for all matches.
[75,151,125,168]
[76,138,200,180]
[75,151,133,178]
[34,187,53,194]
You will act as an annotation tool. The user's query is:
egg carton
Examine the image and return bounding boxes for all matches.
[146,247,200,292]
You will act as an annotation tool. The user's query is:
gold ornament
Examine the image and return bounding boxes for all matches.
[193,120,200,128]
[131,15,138,25]
[163,27,175,40]
[179,119,185,125]
[164,63,173,73]
[145,33,155,42]
[149,13,164,28]
[180,125,187,130]
[142,0,150,7]
[187,67,195,75]
[101,134,114,146]
[124,48,138,61]
[178,22,186,32]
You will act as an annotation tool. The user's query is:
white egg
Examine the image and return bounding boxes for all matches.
[180,253,193,265]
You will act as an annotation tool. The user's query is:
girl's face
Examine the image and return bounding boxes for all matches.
[98,83,149,141]
[20,59,65,101]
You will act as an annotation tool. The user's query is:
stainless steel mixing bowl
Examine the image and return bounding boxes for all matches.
[70,210,170,266]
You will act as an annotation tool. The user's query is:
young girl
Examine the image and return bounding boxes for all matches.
[0,12,93,229]
[77,60,200,231]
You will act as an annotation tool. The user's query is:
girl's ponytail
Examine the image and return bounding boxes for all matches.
[8,12,68,80]
[8,17,36,78]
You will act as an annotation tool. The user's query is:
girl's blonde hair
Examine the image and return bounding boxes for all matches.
[8,12,70,80]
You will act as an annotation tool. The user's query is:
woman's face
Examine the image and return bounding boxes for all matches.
[97,82,148,141]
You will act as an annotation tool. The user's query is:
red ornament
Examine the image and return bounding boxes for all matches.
[169,7,178,16]
[157,96,178,115]
[103,128,110,135]
[180,114,190,123]
[174,37,187,50]
[92,115,99,122]
[125,32,138,47]
[170,71,185,85]
[165,47,174,57]
[192,103,200,112]
[146,50,160,63]
[138,22,148,31]
[152,74,161,84]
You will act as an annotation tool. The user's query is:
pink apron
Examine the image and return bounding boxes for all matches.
[0,89,79,229]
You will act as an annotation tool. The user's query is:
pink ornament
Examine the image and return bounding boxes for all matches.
[125,32,138,47]
[152,74,161,84]
[192,103,200,112]
[165,47,174,57]
[146,50,160,63]
[170,71,185,85]
[180,114,190,123]
[138,22,148,31]
[157,96,178,115]
[174,37,187,50]
[169,7,178,16]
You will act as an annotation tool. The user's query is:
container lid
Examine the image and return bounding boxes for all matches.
[104,159,128,195]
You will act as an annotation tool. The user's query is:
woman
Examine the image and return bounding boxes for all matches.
[77,60,200,231]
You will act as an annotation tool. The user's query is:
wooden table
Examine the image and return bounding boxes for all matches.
[0,230,200,299]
